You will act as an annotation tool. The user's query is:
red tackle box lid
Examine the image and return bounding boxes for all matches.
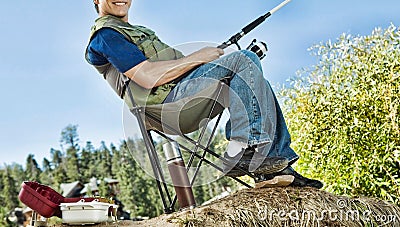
[18,181,64,218]
[18,181,112,218]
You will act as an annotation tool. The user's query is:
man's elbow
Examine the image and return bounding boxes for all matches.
[124,62,156,90]
[125,72,155,90]
[140,80,157,90]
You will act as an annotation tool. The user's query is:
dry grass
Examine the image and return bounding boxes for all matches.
[55,187,400,227]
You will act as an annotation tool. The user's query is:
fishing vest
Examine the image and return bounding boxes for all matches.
[85,15,184,105]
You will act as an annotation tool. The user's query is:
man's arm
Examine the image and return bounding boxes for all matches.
[124,47,224,89]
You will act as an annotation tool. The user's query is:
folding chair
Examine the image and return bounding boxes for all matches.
[123,78,257,214]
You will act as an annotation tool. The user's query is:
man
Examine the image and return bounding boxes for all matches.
[86,0,323,188]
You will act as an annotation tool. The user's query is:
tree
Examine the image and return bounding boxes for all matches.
[0,168,5,207]
[117,140,163,218]
[81,141,95,182]
[116,141,139,215]
[0,206,14,227]
[110,143,121,178]
[60,125,82,182]
[60,124,80,150]
[25,154,41,182]
[50,148,67,187]
[50,148,63,168]
[98,141,113,178]
[8,163,24,189]
[39,158,54,186]
[2,165,19,211]
[279,24,400,204]
[65,146,81,182]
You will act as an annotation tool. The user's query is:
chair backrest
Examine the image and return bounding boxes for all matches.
[124,79,228,135]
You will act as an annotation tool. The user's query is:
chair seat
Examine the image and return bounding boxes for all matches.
[125,80,228,135]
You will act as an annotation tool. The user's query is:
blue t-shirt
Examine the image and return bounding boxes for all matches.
[86,28,147,73]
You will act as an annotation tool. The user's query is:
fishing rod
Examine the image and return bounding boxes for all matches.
[217,0,292,53]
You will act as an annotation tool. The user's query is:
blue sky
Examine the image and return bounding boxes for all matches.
[1,0,399,167]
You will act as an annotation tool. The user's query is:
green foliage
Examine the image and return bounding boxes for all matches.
[49,148,68,188]
[60,124,80,150]
[98,178,111,198]
[0,206,16,227]
[25,154,41,181]
[66,147,81,182]
[7,164,24,190]
[1,166,19,211]
[39,158,54,186]
[119,140,164,217]
[98,141,113,178]
[280,24,400,204]
[0,169,6,209]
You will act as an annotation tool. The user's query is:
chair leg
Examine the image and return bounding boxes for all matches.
[147,131,176,213]
[130,111,175,213]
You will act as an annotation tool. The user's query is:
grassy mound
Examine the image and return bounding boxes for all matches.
[59,187,400,227]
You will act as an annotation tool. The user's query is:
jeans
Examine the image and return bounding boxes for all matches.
[166,50,298,163]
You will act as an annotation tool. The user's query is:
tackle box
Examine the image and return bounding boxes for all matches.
[18,181,116,222]
[60,199,117,224]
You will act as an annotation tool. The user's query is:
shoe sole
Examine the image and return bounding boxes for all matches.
[255,175,295,188]
[225,159,289,177]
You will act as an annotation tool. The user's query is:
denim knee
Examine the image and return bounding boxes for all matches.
[237,50,263,71]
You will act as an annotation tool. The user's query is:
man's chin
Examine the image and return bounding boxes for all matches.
[111,13,125,18]
[110,13,128,20]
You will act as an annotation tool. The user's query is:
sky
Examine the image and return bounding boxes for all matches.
[1,0,399,167]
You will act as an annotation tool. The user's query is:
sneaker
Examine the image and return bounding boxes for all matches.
[255,166,323,189]
[223,147,288,177]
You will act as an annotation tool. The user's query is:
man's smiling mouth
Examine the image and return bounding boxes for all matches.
[114,2,127,6]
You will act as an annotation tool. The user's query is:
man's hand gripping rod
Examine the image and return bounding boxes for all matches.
[217,0,292,49]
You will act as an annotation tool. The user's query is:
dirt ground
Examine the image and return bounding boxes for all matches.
[55,187,400,227]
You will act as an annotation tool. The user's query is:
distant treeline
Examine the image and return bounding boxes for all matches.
[0,124,237,224]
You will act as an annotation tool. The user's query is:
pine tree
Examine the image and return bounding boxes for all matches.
[99,141,113,178]
[81,141,95,183]
[25,154,42,182]
[50,148,67,187]
[110,143,121,178]
[60,125,82,182]
[50,148,63,168]
[2,165,19,211]
[0,206,14,227]
[60,124,80,150]
[0,169,5,208]
[39,158,54,186]
[66,146,81,182]
[98,178,111,198]
[8,163,24,189]
[116,142,138,215]
[123,139,163,217]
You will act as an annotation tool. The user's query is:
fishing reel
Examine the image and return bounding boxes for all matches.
[246,39,268,60]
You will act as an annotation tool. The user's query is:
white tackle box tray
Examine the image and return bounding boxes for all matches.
[60,199,117,224]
